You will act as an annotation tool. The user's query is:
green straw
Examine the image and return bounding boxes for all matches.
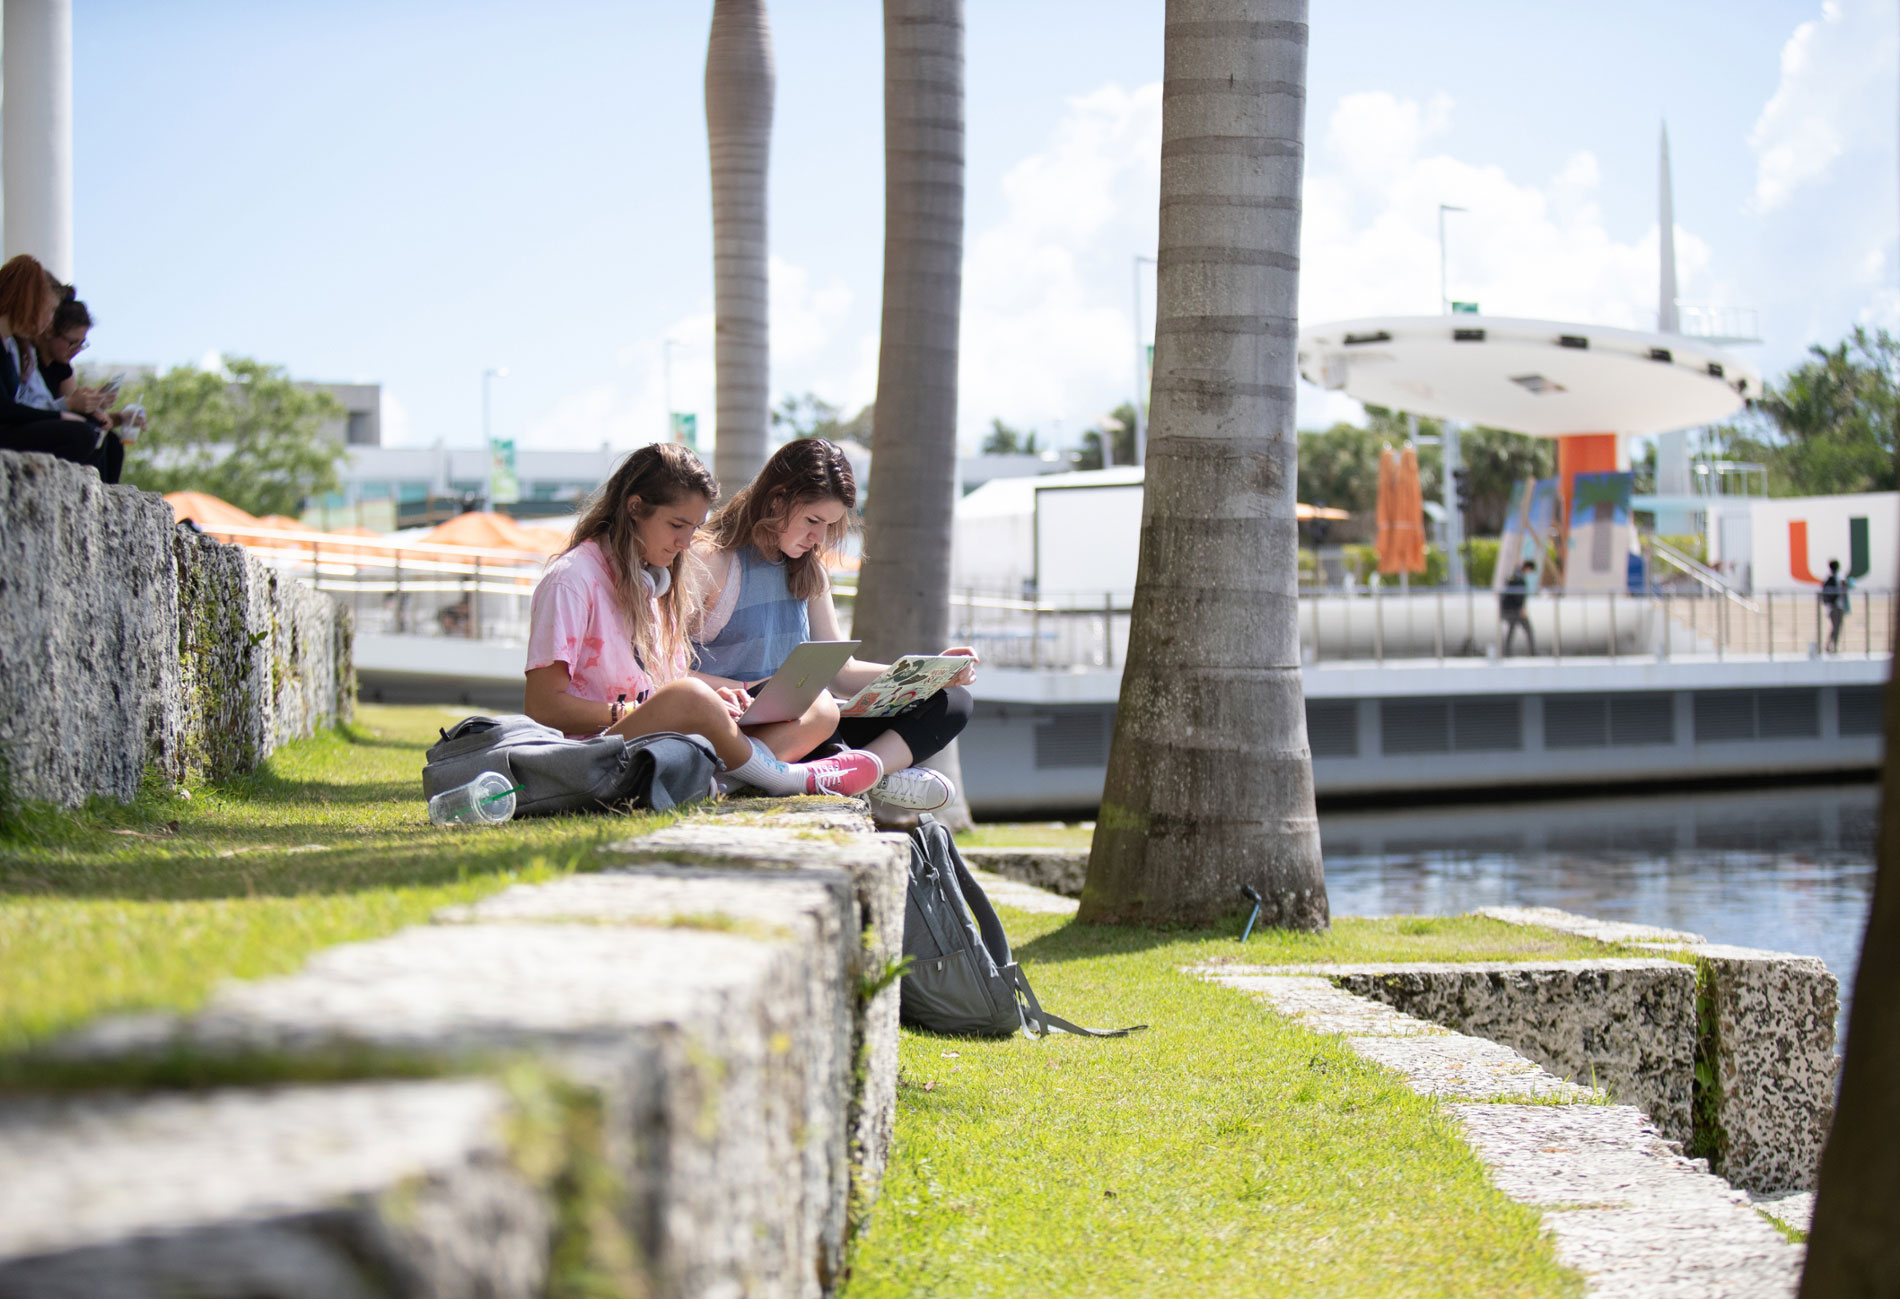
[478,784,526,805]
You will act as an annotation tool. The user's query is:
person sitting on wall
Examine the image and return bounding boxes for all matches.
[38,294,145,444]
[0,255,120,482]
[1500,560,1536,657]
[688,437,977,813]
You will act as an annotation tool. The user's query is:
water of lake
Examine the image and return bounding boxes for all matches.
[1318,782,1879,1047]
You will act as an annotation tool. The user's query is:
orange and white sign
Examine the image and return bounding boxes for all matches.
[1749,493,1896,591]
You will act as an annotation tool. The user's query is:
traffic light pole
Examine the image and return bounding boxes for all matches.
[1443,418,1468,590]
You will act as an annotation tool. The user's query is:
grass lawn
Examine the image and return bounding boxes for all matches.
[844,909,1616,1298]
[0,703,668,1056]
[5,707,1621,1296]
[957,821,1094,850]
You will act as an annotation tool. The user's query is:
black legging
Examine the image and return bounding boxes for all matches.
[830,685,972,766]
[1,420,121,483]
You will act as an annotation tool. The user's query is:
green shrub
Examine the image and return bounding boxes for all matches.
[1462,537,1501,586]
[1653,533,1708,565]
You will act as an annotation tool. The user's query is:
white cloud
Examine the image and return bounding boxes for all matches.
[521,256,854,459]
[380,391,415,445]
[1749,0,1898,211]
[1302,91,1718,331]
[767,256,854,372]
[956,81,1163,450]
[958,82,1735,440]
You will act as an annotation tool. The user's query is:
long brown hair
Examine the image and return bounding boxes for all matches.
[562,442,718,678]
[704,438,856,601]
[0,255,58,350]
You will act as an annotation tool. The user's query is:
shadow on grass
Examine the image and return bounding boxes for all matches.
[0,821,654,898]
[213,769,420,807]
[334,722,431,752]
[1012,914,1260,964]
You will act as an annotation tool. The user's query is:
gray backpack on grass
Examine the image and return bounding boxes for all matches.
[422,714,718,817]
[900,816,1144,1039]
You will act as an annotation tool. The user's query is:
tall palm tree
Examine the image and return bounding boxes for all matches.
[1077,0,1326,929]
[853,0,970,825]
[1799,630,1900,1295]
[705,0,775,487]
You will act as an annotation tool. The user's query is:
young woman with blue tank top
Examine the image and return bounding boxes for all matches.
[690,438,977,811]
[522,442,883,799]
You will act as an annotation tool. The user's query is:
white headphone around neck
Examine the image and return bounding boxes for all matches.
[639,563,671,598]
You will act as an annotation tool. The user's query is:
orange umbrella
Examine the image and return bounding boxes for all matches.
[420,511,560,555]
[165,490,261,531]
[1375,445,1400,574]
[1395,444,1426,574]
[514,521,575,554]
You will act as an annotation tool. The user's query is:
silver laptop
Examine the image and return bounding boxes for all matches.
[736,640,860,725]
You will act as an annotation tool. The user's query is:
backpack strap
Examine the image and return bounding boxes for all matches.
[1002,963,1145,1039]
[937,824,1016,970]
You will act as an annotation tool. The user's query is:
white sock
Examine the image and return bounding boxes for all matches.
[721,739,883,797]
[723,737,814,797]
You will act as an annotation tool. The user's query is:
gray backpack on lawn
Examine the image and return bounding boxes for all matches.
[422,714,719,817]
[899,815,1144,1039]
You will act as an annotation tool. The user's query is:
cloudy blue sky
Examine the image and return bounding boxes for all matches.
[60,0,1899,457]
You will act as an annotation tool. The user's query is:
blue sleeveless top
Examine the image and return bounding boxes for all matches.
[693,547,810,680]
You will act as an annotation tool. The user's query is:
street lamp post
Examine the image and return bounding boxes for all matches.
[482,366,507,446]
[1133,254,1156,467]
[1438,204,1467,315]
[662,339,681,443]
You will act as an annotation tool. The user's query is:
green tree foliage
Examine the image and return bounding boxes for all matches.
[118,357,345,518]
[1713,326,1899,497]
[1456,424,1554,533]
[769,392,874,445]
[1296,408,1550,536]
[981,417,1040,456]
[1072,402,1140,470]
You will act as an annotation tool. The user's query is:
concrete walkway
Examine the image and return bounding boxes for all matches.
[969,867,1806,1296]
[1199,969,1805,1298]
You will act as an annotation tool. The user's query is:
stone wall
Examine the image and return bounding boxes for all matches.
[1479,907,1839,1196]
[961,846,1088,897]
[0,451,353,808]
[0,798,906,1299]
[1317,959,1697,1144]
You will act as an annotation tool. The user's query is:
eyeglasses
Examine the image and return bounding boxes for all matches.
[59,335,88,352]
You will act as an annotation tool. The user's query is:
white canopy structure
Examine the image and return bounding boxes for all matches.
[1298,315,1758,438]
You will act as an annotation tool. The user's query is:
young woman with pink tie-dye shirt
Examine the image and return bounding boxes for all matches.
[523,442,880,798]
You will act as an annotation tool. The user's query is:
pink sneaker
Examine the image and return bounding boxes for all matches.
[802,749,884,797]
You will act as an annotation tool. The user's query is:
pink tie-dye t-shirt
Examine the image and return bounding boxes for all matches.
[526,540,682,736]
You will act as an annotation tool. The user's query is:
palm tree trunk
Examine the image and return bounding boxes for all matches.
[704,0,775,488]
[1799,606,1900,1294]
[1077,0,1326,929]
[855,0,971,827]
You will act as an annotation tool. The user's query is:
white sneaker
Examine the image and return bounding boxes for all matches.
[869,765,954,812]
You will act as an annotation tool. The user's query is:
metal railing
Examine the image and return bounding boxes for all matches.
[210,526,1891,669]
[194,521,548,642]
[1649,537,1758,612]
[917,583,1891,669]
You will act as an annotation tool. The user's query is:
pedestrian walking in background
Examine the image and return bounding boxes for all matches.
[1500,561,1536,657]
[1820,559,1851,653]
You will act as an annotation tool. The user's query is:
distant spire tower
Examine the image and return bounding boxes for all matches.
[1655,120,1690,500]
[1658,121,1679,333]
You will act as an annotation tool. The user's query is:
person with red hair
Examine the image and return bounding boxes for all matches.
[0,254,119,481]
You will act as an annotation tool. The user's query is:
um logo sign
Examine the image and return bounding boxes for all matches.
[1789,517,1870,584]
